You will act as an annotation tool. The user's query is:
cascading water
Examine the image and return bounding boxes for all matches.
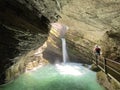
[0,26,105,90]
[61,38,69,63]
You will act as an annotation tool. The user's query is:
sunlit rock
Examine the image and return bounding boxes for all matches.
[58,0,120,63]
[26,62,34,70]
[0,0,69,84]
[32,61,38,67]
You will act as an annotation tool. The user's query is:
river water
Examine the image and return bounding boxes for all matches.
[0,63,105,90]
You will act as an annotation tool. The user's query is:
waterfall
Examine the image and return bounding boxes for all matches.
[61,38,69,63]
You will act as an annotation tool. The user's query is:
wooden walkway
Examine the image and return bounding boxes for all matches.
[93,56,120,83]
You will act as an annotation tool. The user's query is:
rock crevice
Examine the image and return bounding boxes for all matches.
[0,0,69,84]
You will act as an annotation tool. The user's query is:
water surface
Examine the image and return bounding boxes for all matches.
[0,63,105,90]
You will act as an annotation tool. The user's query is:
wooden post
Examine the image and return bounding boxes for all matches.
[95,56,98,65]
[104,58,107,74]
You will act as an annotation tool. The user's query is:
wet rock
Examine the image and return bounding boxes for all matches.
[0,0,69,84]
[58,0,120,63]
[97,71,120,90]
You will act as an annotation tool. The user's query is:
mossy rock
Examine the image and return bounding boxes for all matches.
[90,64,100,72]
[97,71,120,90]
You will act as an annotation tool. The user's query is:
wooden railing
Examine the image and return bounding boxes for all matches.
[93,56,120,83]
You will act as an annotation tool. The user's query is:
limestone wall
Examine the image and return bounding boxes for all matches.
[0,0,69,84]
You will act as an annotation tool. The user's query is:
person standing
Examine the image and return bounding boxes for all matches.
[93,45,101,60]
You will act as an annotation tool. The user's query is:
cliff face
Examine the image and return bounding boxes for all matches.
[0,0,120,85]
[0,0,69,84]
[59,0,120,62]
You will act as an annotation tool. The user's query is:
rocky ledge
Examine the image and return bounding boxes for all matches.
[0,0,69,84]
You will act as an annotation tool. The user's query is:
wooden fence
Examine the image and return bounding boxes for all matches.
[93,56,120,83]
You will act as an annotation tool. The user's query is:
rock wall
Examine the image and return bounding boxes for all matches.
[5,42,48,83]
[58,0,120,63]
[1,0,120,85]
[0,0,69,84]
[58,0,120,89]
[99,31,120,62]
[43,27,63,64]
[97,71,120,90]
